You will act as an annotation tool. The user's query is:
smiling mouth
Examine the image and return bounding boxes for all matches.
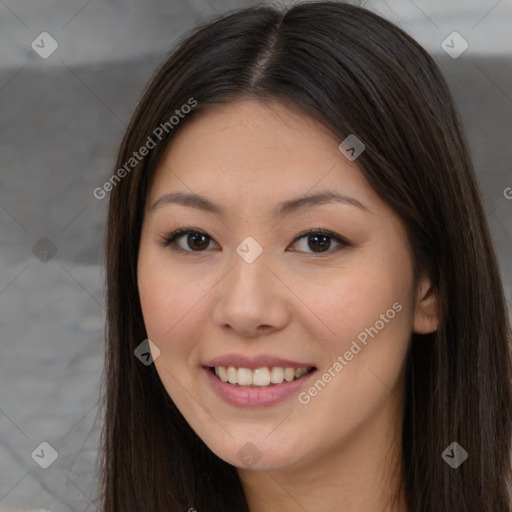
[209,365,316,387]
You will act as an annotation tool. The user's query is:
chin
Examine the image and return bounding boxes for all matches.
[205,435,307,471]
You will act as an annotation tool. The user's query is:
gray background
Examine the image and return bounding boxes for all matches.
[1,0,511,510]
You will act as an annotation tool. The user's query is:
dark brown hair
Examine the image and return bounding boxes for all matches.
[101,2,512,510]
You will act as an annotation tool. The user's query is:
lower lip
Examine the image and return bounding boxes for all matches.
[203,367,316,407]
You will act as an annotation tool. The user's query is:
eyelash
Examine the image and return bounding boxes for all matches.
[157,228,350,256]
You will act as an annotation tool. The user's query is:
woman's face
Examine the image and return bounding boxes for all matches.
[137,99,435,471]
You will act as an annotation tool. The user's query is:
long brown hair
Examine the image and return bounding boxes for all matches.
[101,2,512,510]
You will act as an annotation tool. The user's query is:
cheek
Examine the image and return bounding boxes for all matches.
[137,255,203,350]
[295,265,413,429]
[302,264,411,349]
[137,269,205,403]
[296,252,415,416]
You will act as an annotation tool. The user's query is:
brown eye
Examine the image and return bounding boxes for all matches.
[159,228,349,256]
[159,229,218,253]
[290,230,349,254]
[307,233,331,252]
[185,232,211,251]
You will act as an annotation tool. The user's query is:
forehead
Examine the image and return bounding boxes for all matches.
[147,99,377,214]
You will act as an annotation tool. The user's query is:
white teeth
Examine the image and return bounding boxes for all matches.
[237,367,253,386]
[295,367,308,378]
[284,368,295,382]
[218,366,228,382]
[270,366,284,383]
[253,367,271,386]
[212,365,312,387]
[227,366,237,384]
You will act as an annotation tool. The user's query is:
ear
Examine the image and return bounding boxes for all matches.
[413,277,439,334]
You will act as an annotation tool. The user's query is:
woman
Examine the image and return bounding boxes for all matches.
[100,2,512,511]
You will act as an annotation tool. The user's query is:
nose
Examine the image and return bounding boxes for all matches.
[211,248,291,339]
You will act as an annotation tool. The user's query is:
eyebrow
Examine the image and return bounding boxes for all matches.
[149,190,370,216]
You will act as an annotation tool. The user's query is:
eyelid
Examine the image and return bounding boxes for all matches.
[157,228,351,254]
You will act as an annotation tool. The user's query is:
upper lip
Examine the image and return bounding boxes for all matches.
[203,354,316,370]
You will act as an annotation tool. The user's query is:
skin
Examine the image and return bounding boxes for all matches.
[137,99,438,512]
